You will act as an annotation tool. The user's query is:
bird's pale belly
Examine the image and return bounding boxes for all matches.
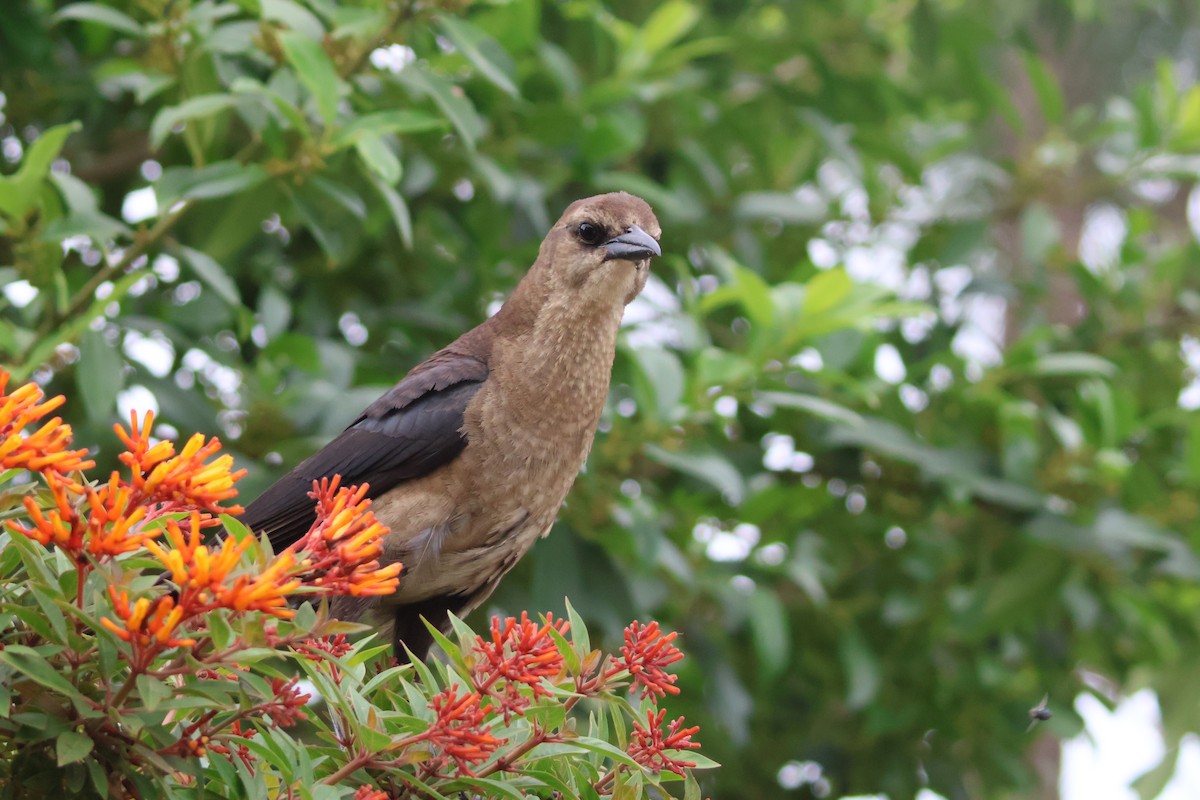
[368,432,584,607]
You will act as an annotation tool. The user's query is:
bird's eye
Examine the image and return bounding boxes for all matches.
[576,222,605,246]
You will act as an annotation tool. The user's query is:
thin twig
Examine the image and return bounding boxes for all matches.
[16,199,193,368]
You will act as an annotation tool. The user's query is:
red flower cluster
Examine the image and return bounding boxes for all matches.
[621,620,684,698]
[286,477,402,598]
[473,612,568,719]
[352,787,388,800]
[264,677,311,728]
[628,708,701,776]
[299,633,355,661]
[209,721,257,770]
[423,684,504,775]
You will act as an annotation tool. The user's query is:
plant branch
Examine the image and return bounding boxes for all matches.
[16,199,193,369]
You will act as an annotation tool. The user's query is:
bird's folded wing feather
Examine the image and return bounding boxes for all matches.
[237,351,489,552]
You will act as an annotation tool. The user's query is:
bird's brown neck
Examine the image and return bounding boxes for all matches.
[489,274,625,433]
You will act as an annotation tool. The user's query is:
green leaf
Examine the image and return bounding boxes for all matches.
[56,731,94,766]
[838,626,879,710]
[721,266,776,328]
[399,66,485,151]
[687,752,722,769]
[261,333,321,372]
[278,31,342,126]
[135,674,170,711]
[641,1,700,55]
[630,346,685,421]
[802,268,853,316]
[8,268,145,382]
[370,176,414,250]
[438,16,520,97]
[1023,53,1064,124]
[454,777,527,800]
[331,110,448,148]
[229,77,311,136]
[50,172,99,214]
[156,161,269,206]
[150,95,240,148]
[733,191,826,224]
[41,211,132,243]
[355,134,402,185]
[756,391,864,427]
[564,597,590,658]
[77,329,123,421]
[0,122,81,219]
[571,736,642,769]
[748,589,790,679]
[1029,352,1118,378]
[176,245,242,308]
[422,619,471,679]
[53,3,144,37]
[261,0,325,39]
[644,444,745,503]
[0,646,84,701]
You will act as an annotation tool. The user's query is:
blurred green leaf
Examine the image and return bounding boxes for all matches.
[644,444,745,503]
[278,31,342,127]
[355,134,402,185]
[176,245,242,308]
[149,95,241,148]
[1023,53,1065,124]
[52,3,143,37]
[331,110,447,148]
[77,329,123,421]
[399,66,485,150]
[0,122,80,219]
[438,16,520,97]
[156,161,269,205]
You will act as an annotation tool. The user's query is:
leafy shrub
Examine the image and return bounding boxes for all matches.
[0,369,714,798]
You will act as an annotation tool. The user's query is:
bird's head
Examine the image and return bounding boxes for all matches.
[535,192,662,306]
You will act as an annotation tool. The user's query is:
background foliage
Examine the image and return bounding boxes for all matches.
[4,0,1200,797]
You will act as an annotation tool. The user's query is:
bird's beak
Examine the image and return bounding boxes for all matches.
[602,225,661,262]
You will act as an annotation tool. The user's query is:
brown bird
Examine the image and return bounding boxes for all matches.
[238,192,661,658]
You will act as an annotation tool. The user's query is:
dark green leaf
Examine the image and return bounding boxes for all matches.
[56,731,94,766]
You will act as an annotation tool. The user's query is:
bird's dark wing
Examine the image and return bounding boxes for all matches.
[238,351,489,552]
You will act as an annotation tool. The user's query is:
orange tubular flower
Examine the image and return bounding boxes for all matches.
[84,473,160,558]
[145,512,301,618]
[216,550,301,618]
[0,370,94,488]
[115,410,246,514]
[627,708,701,776]
[621,620,685,699]
[146,512,250,595]
[101,587,197,653]
[8,472,84,555]
[289,477,402,598]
